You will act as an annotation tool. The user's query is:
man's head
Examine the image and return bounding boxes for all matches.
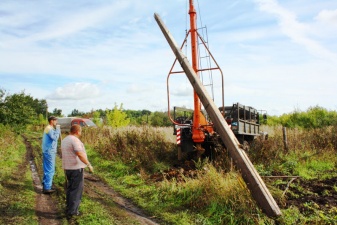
[48,116,58,126]
[70,124,82,136]
[48,116,57,122]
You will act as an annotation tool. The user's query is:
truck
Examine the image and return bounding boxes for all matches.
[173,102,265,158]
[218,102,267,150]
[57,117,97,132]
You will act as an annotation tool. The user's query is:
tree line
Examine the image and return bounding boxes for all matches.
[1,89,337,131]
[262,106,337,129]
[0,89,172,130]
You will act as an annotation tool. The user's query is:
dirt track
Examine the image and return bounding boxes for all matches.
[25,136,62,225]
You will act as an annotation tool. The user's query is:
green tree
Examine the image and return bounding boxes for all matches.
[124,109,142,125]
[0,90,37,131]
[142,109,151,124]
[92,111,102,126]
[106,103,130,128]
[305,106,333,128]
[32,99,48,117]
[69,109,84,117]
[150,111,171,127]
[273,106,337,128]
[50,108,62,117]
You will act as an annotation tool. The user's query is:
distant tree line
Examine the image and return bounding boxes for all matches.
[0,89,172,130]
[260,106,337,129]
[1,88,337,131]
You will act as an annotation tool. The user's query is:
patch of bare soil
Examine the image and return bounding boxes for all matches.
[150,160,198,182]
[24,136,62,225]
[285,177,337,212]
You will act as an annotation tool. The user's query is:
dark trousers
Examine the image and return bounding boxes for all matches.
[65,168,84,215]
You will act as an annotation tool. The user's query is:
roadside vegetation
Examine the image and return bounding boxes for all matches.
[1,89,337,224]
[0,124,37,225]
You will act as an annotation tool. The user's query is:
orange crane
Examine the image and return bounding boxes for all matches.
[188,0,205,146]
[166,0,224,157]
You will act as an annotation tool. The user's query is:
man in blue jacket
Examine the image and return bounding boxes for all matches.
[42,116,61,194]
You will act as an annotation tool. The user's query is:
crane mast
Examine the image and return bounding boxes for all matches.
[189,0,205,147]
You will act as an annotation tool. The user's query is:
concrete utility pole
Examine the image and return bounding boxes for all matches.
[154,13,281,217]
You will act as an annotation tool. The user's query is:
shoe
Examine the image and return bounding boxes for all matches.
[43,189,55,194]
[66,211,81,219]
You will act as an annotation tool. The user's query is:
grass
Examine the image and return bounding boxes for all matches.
[0,125,38,225]
[2,123,337,224]
[276,149,336,179]
[85,143,272,224]
[81,125,337,224]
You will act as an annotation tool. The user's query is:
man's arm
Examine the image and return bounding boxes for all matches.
[47,126,60,141]
[76,151,93,173]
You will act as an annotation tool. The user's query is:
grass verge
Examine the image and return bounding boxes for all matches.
[0,126,37,225]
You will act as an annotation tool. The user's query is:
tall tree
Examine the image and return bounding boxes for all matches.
[50,108,62,117]
[106,103,130,128]
[0,90,37,130]
[69,109,84,117]
[150,111,171,127]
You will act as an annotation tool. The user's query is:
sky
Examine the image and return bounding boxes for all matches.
[1,0,337,116]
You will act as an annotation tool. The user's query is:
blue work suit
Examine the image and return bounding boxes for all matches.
[42,125,60,190]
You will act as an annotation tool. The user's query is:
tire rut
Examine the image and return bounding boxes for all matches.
[24,136,62,225]
[84,173,160,225]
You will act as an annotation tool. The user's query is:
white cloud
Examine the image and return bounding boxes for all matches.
[47,82,100,100]
[315,9,337,24]
[254,0,337,63]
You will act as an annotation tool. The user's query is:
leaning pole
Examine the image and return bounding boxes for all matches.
[154,13,281,217]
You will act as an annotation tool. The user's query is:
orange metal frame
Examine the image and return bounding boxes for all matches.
[167,0,224,145]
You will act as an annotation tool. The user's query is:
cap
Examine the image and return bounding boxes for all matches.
[48,116,57,122]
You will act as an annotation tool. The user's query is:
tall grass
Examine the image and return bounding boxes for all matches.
[74,124,337,224]
[250,125,337,175]
[82,126,177,173]
[0,124,38,224]
[79,126,273,224]
[157,166,268,224]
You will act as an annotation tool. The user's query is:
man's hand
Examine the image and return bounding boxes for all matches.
[88,165,94,173]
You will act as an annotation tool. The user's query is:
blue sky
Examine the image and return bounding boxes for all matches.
[1,0,336,116]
